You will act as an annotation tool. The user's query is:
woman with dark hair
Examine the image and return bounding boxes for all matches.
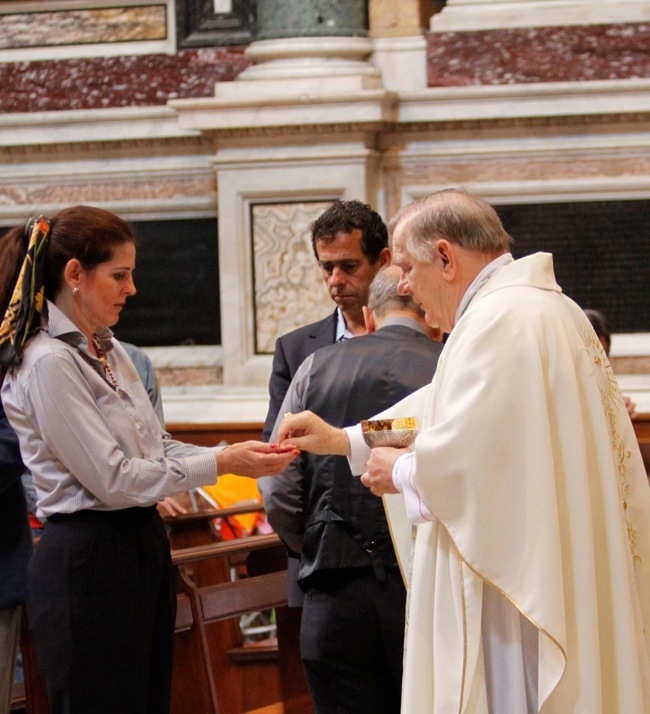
[0,206,297,714]
[584,308,611,354]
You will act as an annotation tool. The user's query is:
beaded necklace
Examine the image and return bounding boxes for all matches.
[91,336,120,391]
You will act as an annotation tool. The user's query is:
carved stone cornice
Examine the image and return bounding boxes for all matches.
[5,112,649,157]
[392,112,650,135]
[203,121,392,141]
[0,134,215,158]
[2,110,648,164]
[170,87,397,135]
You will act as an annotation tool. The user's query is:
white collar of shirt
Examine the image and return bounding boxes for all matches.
[335,308,354,342]
[454,253,514,324]
[46,300,115,353]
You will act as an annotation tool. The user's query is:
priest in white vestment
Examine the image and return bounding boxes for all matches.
[276,188,650,713]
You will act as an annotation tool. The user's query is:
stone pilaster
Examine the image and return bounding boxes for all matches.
[370,0,442,37]
[368,0,437,91]
[430,0,650,32]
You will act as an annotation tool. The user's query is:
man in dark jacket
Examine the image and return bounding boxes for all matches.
[259,267,443,713]
[263,199,391,441]
[263,200,391,610]
[0,397,31,711]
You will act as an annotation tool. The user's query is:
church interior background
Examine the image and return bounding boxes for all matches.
[1,0,649,426]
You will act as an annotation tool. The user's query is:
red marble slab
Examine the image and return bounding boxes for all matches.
[427,23,650,86]
[0,47,250,113]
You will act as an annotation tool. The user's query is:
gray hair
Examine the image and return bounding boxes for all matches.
[367,266,423,320]
[388,188,513,262]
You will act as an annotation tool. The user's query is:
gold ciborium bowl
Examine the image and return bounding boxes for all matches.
[361,417,419,449]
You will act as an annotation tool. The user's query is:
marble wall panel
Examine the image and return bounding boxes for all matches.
[427,24,650,85]
[613,357,650,375]
[156,366,223,386]
[0,175,215,210]
[0,6,166,49]
[387,155,650,194]
[252,200,332,354]
[0,48,249,113]
[381,144,650,225]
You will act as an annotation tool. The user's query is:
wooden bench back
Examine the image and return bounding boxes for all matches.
[169,520,311,714]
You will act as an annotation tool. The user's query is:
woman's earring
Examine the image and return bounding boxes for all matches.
[72,287,80,296]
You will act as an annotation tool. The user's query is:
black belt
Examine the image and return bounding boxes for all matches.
[48,505,158,524]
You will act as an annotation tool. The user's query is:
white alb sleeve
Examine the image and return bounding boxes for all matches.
[345,424,370,475]
[392,452,435,524]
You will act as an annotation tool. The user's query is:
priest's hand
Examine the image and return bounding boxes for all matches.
[277,410,350,456]
[360,447,408,496]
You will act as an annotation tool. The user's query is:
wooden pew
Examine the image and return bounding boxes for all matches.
[166,422,264,448]
[632,413,650,478]
[170,533,313,714]
[12,607,45,714]
[162,423,312,712]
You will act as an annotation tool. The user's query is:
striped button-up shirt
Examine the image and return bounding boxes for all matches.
[2,302,218,517]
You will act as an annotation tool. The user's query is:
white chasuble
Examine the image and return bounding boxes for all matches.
[375,253,650,713]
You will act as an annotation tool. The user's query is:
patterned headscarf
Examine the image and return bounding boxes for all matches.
[0,216,50,367]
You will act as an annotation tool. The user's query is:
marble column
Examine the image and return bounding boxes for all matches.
[256,0,368,40]
[226,0,381,92]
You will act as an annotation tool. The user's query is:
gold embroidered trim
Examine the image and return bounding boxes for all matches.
[458,552,468,714]
[581,323,640,565]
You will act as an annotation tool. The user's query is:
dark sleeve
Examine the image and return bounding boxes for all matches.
[121,342,165,427]
[263,313,336,441]
[263,337,292,441]
[0,399,32,608]
[0,398,27,495]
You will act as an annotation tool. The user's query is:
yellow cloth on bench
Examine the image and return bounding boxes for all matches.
[202,474,262,536]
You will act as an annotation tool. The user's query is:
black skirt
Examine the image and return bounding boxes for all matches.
[26,506,176,714]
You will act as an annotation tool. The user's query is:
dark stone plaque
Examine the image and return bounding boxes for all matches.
[497,199,650,334]
[114,217,221,346]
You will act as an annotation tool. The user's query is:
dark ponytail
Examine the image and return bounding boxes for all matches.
[0,225,28,320]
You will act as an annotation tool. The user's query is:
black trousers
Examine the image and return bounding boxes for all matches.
[300,567,406,714]
[25,507,176,714]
